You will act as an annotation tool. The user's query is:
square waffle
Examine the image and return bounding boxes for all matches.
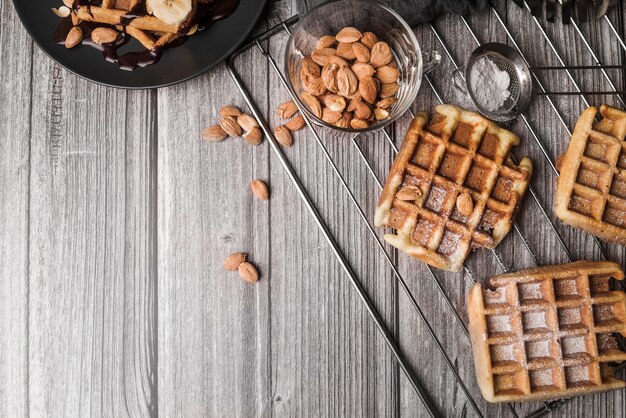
[374,105,533,271]
[555,105,626,245]
[468,261,626,403]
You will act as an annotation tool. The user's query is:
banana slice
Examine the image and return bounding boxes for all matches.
[146,0,194,26]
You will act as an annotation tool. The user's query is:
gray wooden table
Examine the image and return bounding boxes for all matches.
[1,0,626,417]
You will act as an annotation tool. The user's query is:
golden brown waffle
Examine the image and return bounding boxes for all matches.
[555,105,626,245]
[374,104,533,271]
[468,261,626,403]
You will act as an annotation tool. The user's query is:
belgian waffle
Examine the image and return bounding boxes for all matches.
[374,104,533,271]
[468,261,626,403]
[555,105,626,245]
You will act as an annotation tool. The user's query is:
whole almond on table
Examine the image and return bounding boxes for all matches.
[65,26,83,49]
[370,41,393,67]
[275,125,293,146]
[237,113,258,132]
[202,125,228,142]
[224,252,247,271]
[250,179,269,201]
[219,105,242,117]
[316,35,336,49]
[238,262,259,284]
[361,31,379,49]
[220,116,243,137]
[284,115,306,131]
[243,127,263,145]
[336,42,357,60]
[336,27,363,43]
[91,27,119,44]
[277,100,298,119]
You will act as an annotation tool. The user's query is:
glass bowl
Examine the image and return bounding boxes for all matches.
[284,0,440,133]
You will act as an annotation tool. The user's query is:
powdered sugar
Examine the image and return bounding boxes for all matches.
[470,56,511,112]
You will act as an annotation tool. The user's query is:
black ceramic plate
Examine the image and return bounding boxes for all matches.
[12,0,268,89]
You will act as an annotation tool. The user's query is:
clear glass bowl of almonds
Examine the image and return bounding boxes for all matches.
[285,0,440,133]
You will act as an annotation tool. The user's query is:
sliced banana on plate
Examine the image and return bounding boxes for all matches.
[146,0,194,26]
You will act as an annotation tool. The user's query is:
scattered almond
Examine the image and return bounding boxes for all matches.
[316,35,336,50]
[351,63,376,80]
[323,94,347,112]
[237,113,258,132]
[224,252,247,271]
[202,125,228,142]
[336,27,363,43]
[300,93,323,119]
[457,191,474,216]
[65,26,83,49]
[219,105,242,117]
[285,115,306,131]
[243,127,263,145]
[220,116,243,137]
[238,262,259,284]
[361,31,379,49]
[277,101,298,119]
[359,76,379,104]
[251,179,269,200]
[275,125,293,146]
[396,186,422,201]
[91,27,119,45]
[352,42,370,63]
[337,67,358,97]
[370,42,393,67]
[350,118,369,129]
[311,48,336,66]
[376,65,400,84]
[336,42,357,60]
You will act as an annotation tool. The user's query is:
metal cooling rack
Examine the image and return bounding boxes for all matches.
[225,2,626,417]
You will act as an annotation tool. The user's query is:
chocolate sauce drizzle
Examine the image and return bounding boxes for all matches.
[55,0,240,71]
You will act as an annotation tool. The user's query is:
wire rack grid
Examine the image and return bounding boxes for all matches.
[224,2,626,418]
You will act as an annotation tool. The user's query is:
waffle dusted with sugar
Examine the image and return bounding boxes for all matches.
[374,104,532,271]
[555,105,626,245]
[468,261,626,403]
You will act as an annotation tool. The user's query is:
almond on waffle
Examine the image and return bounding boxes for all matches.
[555,105,626,245]
[468,261,626,403]
[374,104,532,271]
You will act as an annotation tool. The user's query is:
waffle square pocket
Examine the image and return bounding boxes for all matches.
[555,105,626,245]
[374,104,532,271]
[468,261,626,403]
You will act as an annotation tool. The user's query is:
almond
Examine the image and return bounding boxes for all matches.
[237,113,258,132]
[335,111,352,129]
[352,42,370,63]
[202,125,228,141]
[238,262,259,284]
[300,56,321,80]
[370,42,393,67]
[328,55,350,68]
[91,27,119,45]
[336,27,362,43]
[251,179,269,200]
[65,26,83,49]
[316,35,336,50]
[219,105,242,117]
[303,76,327,96]
[52,6,71,17]
[376,65,400,84]
[361,32,379,49]
[350,118,369,129]
[379,82,400,98]
[457,191,474,216]
[322,107,342,124]
[285,115,306,131]
[321,63,339,93]
[359,76,379,104]
[349,100,372,120]
[335,42,357,60]
[351,63,376,80]
[323,94,346,112]
[300,93,322,119]
[275,125,293,146]
[311,48,336,66]
[277,101,298,119]
[243,127,263,145]
[220,116,243,137]
[337,67,358,96]
[376,97,398,109]
[224,252,247,271]
[374,107,389,120]
[396,186,422,201]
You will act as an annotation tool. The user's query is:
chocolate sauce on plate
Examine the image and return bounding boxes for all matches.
[55,0,240,71]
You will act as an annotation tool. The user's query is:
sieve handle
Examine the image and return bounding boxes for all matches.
[451,67,468,93]
[422,50,442,75]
